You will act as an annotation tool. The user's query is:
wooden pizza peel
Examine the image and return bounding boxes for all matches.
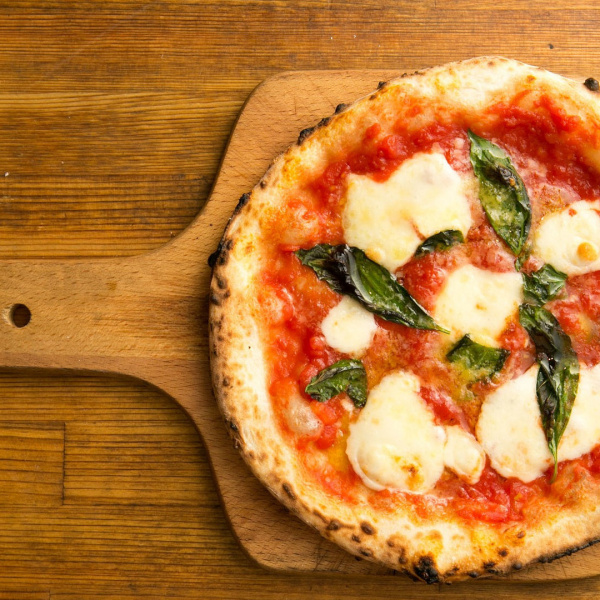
[0,69,597,581]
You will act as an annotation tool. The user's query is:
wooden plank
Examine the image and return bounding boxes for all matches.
[0,422,64,507]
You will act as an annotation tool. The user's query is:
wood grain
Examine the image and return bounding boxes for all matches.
[2,1,600,598]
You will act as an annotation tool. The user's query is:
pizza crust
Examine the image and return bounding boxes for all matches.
[209,57,600,582]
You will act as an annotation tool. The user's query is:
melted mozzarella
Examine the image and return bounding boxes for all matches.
[346,371,446,493]
[533,200,600,275]
[321,297,377,356]
[285,394,323,438]
[343,152,473,272]
[434,264,523,348]
[443,426,485,485]
[476,368,552,482]
[558,363,600,461]
[477,364,600,483]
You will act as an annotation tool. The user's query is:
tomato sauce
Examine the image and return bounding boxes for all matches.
[259,94,600,524]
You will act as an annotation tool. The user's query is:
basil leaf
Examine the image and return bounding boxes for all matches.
[414,230,464,258]
[305,359,367,408]
[468,130,531,256]
[446,334,509,382]
[296,244,449,333]
[523,264,568,305]
[519,304,580,481]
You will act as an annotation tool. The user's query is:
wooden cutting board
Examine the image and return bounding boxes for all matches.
[1,68,599,582]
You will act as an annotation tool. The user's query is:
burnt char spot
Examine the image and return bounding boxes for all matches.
[467,571,480,578]
[233,193,251,215]
[483,561,495,569]
[498,548,508,557]
[360,522,375,535]
[222,376,230,387]
[216,275,227,290]
[297,126,316,145]
[209,237,234,269]
[327,520,341,531]
[209,292,221,306]
[351,534,361,543]
[585,77,600,92]
[259,179,267,188]
[282,483,296,500]
[335,103,348,114]
[228,420,238,432]
[377,80,387,89]
[359,548,372,558]
[513,561,523,571]
[318,117,330,128]
[516,531,526,539]
[414,556,440,584]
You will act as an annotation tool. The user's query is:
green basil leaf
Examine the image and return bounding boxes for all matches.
[519,304,580,481]
[305,359,367,408]
[414,230,464,258]
[522,264,568,305]
[446,334,509,382]
[296,244,449,333]
[468,130,531,256]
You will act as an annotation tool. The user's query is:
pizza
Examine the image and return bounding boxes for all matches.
[208,57,600,582]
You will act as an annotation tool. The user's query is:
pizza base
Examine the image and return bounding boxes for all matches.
[209,57,600,582]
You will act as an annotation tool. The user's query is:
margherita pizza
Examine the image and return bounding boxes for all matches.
[209,57,600,582]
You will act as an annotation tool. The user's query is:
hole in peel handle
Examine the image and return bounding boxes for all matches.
[5,304,31,328]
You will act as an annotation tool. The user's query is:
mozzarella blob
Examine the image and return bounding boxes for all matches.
[476,368,552,482]
[346,371,446,493]
[477,364,600,483]
[434,264,523,347]
[346,371,485,493]
[321,297,377,356]
[533,200,600,275]
[443,425,486,485]
[558,363,600,461]
[342,152,473,272]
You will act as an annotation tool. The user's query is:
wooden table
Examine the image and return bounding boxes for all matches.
[2,2,600,598]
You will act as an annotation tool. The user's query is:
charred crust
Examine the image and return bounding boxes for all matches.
[259,179,267,188]
[282,483,296,500]
[413,556,439,584]
[386,540,395,548]
[497,548,508,557]
[216,275,227,290]
[584,77,600,92]
[467,571,480,579]
[233,192,251,215]
[318,117,331,128]
[208,237,234,269]
[297,126,316,145]
[222,376,231,388]
[227,419,238,432]
[359,548,373,558]
[516,531,526,539]
[334,103,348,114]
[513,561,523,570]
[539,536,600,563]
[360,522,375,535]
[326,520,341,531]
[483,561,495,570]
[377,80,387,89]
[209,292,221,306]
[351,534,361,543]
